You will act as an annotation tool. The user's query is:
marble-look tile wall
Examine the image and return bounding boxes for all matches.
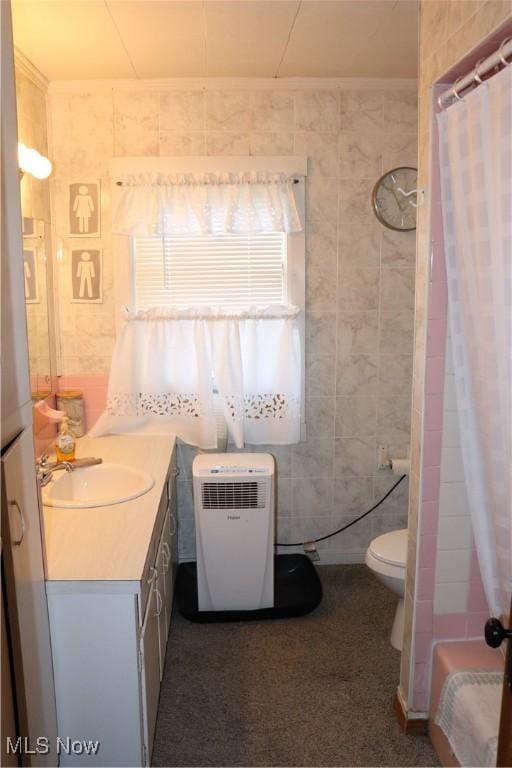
[400,0,512,715]
[48,80,417,561]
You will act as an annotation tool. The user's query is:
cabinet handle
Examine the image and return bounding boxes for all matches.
[148,566,158,584]
[161,549,169,574]
[9,500,26,546]
[163,541,171,559]
[169,513,177,536]
[154,588,163,617]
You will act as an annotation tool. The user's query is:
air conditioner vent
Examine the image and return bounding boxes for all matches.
[201,481,265,510]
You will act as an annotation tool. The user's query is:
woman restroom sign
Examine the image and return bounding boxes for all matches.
[68,182,100,236]
[71,249,102,303]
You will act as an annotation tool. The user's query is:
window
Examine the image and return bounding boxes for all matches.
[133,232,287,311]
[111,155,307,437]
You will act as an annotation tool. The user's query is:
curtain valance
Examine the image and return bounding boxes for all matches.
[90,306,302,449]
[112,171,302,237]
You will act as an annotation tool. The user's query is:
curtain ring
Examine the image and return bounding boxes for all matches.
[473,58,485,84]
[498,37,512,66]
[451,77,465,101]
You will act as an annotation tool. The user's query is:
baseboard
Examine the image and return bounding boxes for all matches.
[275,545,367,565]
[393,690,429,735]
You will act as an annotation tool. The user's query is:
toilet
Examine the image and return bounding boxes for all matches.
[365,528,407,651]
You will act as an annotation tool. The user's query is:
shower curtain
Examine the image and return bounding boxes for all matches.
[437,65,512,617]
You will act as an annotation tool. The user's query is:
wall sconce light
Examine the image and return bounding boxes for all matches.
[18,142,52,180]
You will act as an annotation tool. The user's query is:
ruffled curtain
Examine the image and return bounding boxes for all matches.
[113,172,302,236]
[90,306,302,448]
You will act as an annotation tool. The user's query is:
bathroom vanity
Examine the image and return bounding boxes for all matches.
[42,434,177,767]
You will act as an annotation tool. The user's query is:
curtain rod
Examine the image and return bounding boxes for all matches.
[115,178,301,186]
[438,36,512,108]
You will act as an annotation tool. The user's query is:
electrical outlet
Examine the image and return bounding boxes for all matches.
[303,542,320,562]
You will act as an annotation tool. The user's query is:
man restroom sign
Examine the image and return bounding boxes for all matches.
[71,249,102,303]
[69,181,100,236]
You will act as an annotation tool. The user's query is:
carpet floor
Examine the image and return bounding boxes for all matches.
[152,564,440,767]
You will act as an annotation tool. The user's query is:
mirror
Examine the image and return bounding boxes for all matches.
[22,216,52,399]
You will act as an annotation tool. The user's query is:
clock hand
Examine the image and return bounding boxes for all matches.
[397,186,418,207]
[389,185,408,213]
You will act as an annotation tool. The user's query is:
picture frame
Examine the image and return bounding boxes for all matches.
[68,181,101,237]
[71,248,103,304]
[23,247,39,303]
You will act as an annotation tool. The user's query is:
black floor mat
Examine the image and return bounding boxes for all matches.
[175,553,322,622]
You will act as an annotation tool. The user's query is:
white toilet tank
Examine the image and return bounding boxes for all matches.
[193,453,275,612]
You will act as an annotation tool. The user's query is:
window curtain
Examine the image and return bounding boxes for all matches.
[437,65,512,617]
[112,171,302,236]
[90,306,302,448]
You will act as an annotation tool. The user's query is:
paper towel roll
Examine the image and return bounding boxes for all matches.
[391,458,410,476]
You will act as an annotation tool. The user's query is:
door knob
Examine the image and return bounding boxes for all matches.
[485,617,512,648]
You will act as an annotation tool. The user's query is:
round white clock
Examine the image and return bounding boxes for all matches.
[371,166,418,231]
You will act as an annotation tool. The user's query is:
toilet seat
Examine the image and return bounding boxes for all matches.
[368,528,407,567]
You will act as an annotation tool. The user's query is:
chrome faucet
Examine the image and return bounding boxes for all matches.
[36,454,103,487]
[36,454,74,487]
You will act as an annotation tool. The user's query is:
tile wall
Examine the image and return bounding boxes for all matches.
[48,80,417,562]
[400,0,512,715]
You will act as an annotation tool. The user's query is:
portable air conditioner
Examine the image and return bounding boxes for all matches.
[193,453,274,612]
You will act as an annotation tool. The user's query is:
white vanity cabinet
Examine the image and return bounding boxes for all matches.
[45,439,178,768]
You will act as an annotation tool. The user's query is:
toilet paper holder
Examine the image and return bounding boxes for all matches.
[377,445,410,475]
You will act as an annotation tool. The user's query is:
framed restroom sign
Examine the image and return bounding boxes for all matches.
[68,181,100,236]
[71,249,103,303]
[23,247,39,303]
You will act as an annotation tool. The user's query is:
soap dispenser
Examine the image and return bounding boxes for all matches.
[55,416,76,463]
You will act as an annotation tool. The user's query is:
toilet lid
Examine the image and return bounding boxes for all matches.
[368,528,407,567]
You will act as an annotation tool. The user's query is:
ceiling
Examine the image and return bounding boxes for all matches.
[12,0,419,81]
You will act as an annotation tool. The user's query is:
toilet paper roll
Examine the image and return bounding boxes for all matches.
[391,458,410,476]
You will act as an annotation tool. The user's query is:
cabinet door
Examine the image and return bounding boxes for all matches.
[1,429,57,765]
[140,582,161,764]
[161,505,176,635]
[155,537,167,678]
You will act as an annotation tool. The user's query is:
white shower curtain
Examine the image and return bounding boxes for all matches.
[437,65,512,617]
[90,306,302,449]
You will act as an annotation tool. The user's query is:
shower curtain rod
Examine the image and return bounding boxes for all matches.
[438,36,512,108]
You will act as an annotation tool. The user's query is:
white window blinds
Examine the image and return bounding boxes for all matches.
[133,232,287,310]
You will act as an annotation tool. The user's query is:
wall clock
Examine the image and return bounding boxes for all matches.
[371,166,418,231]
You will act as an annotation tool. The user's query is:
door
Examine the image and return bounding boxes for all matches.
[485,596,512,767]
[140,581,161,764]
[1,0,32,447]
[1,577,18,767]
[1,429,57,766]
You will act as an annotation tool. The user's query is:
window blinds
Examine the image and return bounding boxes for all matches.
[133,233,286,311]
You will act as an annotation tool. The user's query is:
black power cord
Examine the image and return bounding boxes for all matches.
[276,473,407,547]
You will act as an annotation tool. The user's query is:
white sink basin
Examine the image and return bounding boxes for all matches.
[42,463,155,508]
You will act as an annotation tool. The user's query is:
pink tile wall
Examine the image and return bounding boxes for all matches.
[58,374,108,432]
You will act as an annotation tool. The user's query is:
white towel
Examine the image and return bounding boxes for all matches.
[434,670,503,767]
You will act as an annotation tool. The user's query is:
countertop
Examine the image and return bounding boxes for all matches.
[42,433,176,583]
